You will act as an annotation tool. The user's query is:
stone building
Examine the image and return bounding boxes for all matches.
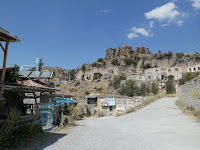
[145,67,182,81]
[127,73,145,81]
[187,64,200,73]
[145,68,162,81]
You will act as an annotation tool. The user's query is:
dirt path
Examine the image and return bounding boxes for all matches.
[24,97,200,150]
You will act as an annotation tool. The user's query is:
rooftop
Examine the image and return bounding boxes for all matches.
[0,27,20,42]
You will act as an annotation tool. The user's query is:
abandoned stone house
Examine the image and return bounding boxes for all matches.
[144,67,182,81]
[126,73,145,81]
[79,95,147,116]
[187,64,200,73]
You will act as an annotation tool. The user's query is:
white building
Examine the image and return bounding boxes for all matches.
[145,67,182,81]
[127,73,145,81]
[187,64,200,73]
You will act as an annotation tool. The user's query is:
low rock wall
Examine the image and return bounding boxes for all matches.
[176,77,200,112]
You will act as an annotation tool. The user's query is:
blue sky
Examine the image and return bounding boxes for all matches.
[1,0,200,69]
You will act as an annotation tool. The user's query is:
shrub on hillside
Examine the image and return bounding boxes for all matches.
[176,52,184,59]
[97,58,103,62]
[81,64,86,72]
[68,70,76,80]
[110,75,126,89]
[124,58,134,66]
[111,58,120,66]
[179,72,200,86]
[142,63,151,70]
[167,51,173,57]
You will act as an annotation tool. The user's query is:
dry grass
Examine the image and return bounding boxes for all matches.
[175,99,200,121]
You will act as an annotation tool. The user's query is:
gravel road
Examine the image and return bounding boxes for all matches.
[29,97,200,150]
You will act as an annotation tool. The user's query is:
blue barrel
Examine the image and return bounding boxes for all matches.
[36,58,42,64]
[36,58,42,71]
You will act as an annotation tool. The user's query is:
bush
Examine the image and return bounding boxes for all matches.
[158,50,161,54]
[142,63,151,70]
[68,70,76,80]
[86,106,91,117]
[124,58,134,66]
[92,62,98,67]
[111,58,120,66]
[84,91,89,95]
[179,72,200,86]
[110,75,126,89]
[96,88,103,93]
[119,80,139,97]
[92,61,106,68]
[176,52,184,58]
[63,106,85,125]
[139,82,149,96]
[168,51,173,57]
[166,75,176,94]
[97,58,103,62]
[151,82,158,95]
[81,64,86,72]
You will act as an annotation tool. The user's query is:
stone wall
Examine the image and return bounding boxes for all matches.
[176,77,200,112]
[115,97,146,114]
[78,96,147,117]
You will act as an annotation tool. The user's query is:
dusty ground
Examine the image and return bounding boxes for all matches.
[23,97,200,150]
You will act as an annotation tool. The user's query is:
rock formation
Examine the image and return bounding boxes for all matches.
[146,48,150,54]
[136,46,145,54]
[106,45,134,59]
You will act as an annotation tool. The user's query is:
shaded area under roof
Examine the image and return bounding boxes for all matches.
[0,27,20,42]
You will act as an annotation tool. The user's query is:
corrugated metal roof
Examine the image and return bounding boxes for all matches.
[0,27,20,42]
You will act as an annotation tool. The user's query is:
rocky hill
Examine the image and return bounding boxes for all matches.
[45,45,200,83]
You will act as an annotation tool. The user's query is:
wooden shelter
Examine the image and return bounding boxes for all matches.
[0,27,20,100]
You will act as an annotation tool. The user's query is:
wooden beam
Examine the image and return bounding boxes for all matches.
[0,43,5,52]
[0,35,9,42]
[1,42,9,82]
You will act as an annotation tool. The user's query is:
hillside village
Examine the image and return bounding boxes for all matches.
[43,45,200,98]
[1,0,200,149]
[0,26,200,150]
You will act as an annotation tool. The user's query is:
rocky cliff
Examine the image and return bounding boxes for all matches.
[44,45,200,83]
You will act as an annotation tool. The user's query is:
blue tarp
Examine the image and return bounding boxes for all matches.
[54,97,76,104]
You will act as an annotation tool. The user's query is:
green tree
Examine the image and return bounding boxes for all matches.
[110,75,126,89]
[166,75,176,94]
[119,80,139,97]
[5,64,23,83]
[139,82,149,96]
[158,50,161,54]
[151,82,158,95]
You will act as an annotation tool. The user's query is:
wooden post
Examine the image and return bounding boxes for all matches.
[0,41,9,97]
[1,41,9,82]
